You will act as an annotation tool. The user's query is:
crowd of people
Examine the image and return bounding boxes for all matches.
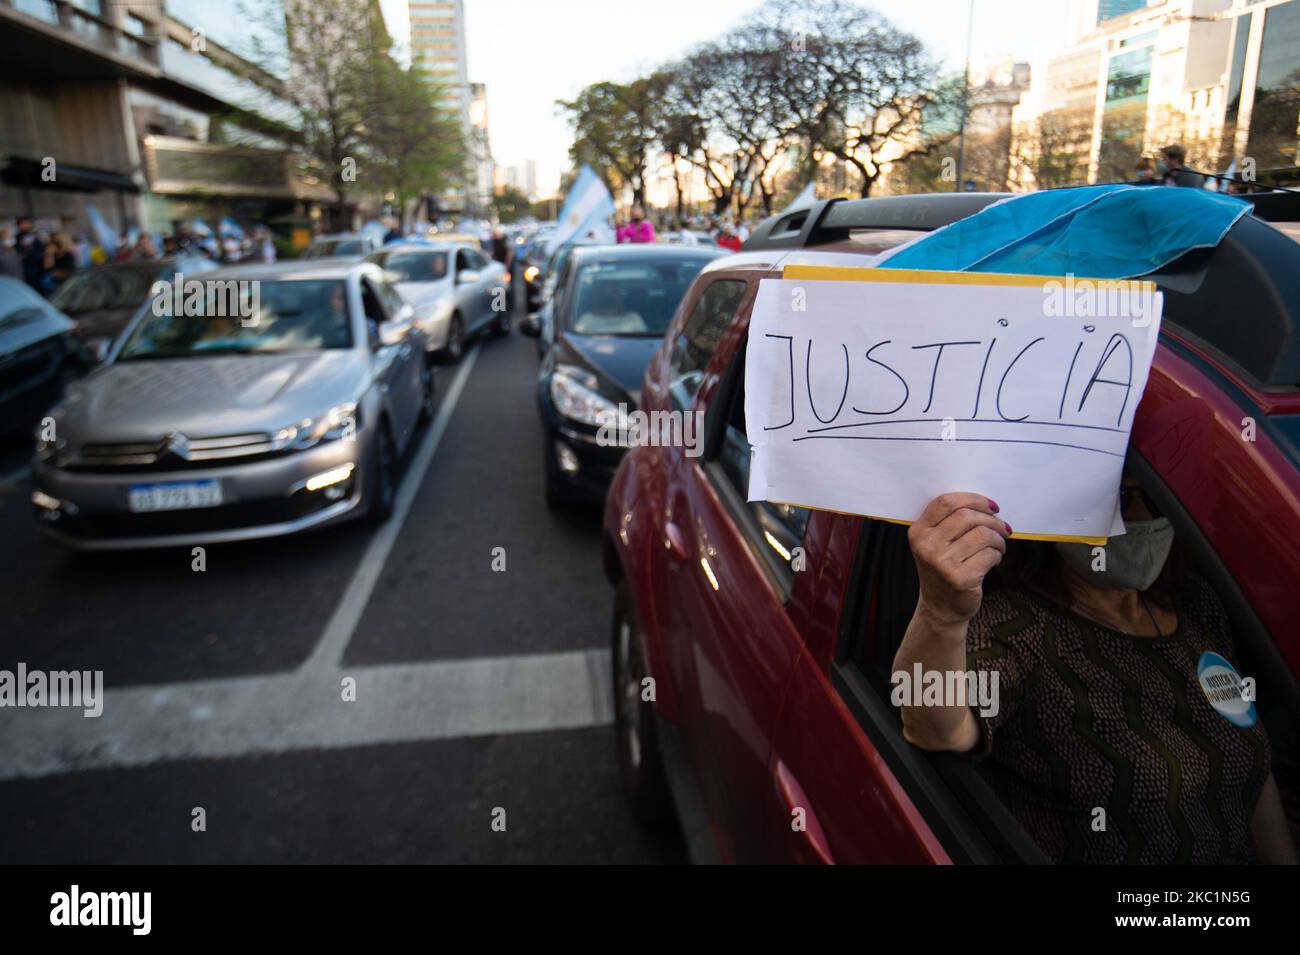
[0,215,277,297]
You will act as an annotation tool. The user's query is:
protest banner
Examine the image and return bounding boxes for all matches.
[744,266,1163,543]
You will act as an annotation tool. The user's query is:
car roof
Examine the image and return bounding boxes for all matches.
[370,242,460,254]
[200,259,377,283]
[311,233,368,242]
[570,244,725,264]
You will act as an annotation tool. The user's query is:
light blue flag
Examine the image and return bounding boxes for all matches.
[219,217,244,240]
[882,184,1250,279]
[86,204,117,256]
[191,218,213,238]
[545,165,615,256]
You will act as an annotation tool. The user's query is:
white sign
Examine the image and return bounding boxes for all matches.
[744,267,1163,542]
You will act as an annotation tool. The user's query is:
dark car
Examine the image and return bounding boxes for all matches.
[529,244,723,508]
[0,277,87,438]
[48,255,217,361]
[601,191,1300,863]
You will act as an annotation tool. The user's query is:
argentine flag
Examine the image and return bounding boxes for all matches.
[545,165,615,256]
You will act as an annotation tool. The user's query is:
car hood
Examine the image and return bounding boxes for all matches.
[395,278,453,306]
[558,333,661,405]
[54,350,370,443]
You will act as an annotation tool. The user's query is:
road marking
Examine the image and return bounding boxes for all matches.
[0,649,613,781]
[304,346,479,671]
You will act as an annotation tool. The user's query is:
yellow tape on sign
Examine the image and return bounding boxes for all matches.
[782,263,1157,295]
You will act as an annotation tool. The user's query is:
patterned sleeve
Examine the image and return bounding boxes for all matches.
[962,589,1041,759]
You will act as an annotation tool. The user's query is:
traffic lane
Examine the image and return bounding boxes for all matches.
[0,727,685,863]
[0,377,447,688]
[344,327,611,667]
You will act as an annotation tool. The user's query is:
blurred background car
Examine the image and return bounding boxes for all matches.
[529,244,723,508]
[301,233,382,260]
[0,276,88,438]
[48,253,218,361]
[31,260,433,549]
[369,242,509,362]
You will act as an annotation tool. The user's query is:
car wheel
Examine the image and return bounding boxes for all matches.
[367,425,397,524]
[417,361,435,423]
[442,314,465,363]
[612,580,672,825]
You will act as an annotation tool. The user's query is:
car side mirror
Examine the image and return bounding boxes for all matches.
[457,269,480,285]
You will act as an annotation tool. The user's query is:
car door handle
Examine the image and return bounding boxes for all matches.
[773,759,835,865]
[663,522,689,563]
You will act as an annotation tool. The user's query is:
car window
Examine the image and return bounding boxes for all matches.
[715,352,811,577]
[837,468,1300,864]
[455,249,472,273]
[360,279,390,324]
[116,279,353,356]
[566,258,716,338]
[668,279,747,410]
[372,250,448,282]
[373,278,407,319]
[49,265,160,314]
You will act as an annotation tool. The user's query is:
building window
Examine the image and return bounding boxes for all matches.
[1246,1,1300,172]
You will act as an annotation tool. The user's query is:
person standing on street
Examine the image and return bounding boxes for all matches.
[14,216,46,291]
[617,205,656,244]
[490,226,513,269]
[1159,145,1205,188]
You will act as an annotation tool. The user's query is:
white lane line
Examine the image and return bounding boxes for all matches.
[0,649,613,781]
[303,347,479,671]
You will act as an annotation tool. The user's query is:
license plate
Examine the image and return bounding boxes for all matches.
[128,480,222,513]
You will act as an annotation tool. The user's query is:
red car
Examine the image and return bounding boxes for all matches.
[601,191,1300,863]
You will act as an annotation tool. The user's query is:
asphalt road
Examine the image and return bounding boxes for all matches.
[0,319,685,864]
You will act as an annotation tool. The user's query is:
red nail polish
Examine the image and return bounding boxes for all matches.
[988,499,1000,513]
[1004,522,1013,535]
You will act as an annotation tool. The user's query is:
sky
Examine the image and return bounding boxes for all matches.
[379,0,1075,197]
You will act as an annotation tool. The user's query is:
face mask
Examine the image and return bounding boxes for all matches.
[1055,517,1175,592]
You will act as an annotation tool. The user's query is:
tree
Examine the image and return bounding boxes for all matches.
[1010,107,1095,190]
[558,76,665,207]
[363,57,464,230]
[491,186,532,224]
[244,0,398,228]
[742,0,952,197]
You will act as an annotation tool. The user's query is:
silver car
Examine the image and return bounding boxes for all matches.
[366,242,510,361]
[31,260,434,550]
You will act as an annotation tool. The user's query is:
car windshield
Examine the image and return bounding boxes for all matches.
[117,279,353,358]
[567,257,715,337]
[369,250,448,282]
[50,264,163,314]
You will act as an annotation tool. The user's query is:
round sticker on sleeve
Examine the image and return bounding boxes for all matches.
[1197,651,1256,728]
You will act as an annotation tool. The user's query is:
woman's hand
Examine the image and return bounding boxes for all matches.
[893,492,1011,753]
[908,493,1012,630]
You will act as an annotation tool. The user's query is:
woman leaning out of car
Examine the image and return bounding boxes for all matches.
[892,474,1297,864]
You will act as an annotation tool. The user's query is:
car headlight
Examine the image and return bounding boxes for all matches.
[272,402,360,451]
[523,265,539,283]
[550,365,617,427]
